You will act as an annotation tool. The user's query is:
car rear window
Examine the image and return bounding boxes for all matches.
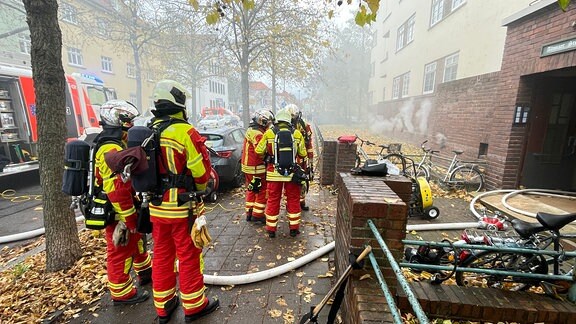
[201,133,224,148]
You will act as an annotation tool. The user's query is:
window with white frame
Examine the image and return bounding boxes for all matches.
[61,3,78,24]
[430,0,444,26]
[67,47,83,66]
[396,14,415,51]
[443,53,459,82]
[406,15,415,44]
[127,63,135,78]
[101,56,113,73]
[97,21,109,37]
[423,62,437,94]
[451,0,465,11]
[401,72,410,98]
[396,25,405,51]
[392,77,401,99]
[19,34,31,55]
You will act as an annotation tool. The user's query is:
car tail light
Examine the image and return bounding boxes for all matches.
[217,150,234,158]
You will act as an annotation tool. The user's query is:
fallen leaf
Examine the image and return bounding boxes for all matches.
[268,309,282,318]
[276,297,288,307]
[359,274,372,281]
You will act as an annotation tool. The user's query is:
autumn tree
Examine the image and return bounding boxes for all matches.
[22,0,82,272]
[77,0,181,111]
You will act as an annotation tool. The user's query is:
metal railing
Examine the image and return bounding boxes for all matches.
[367,219,430,324]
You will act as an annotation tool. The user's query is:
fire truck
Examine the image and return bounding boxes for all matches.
[0,64,116,176]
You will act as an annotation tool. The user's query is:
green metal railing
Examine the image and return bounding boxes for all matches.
[367,219,430,324]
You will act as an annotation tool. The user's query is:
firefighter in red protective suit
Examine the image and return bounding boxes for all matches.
[285,104,314,211]
[149,80,219,324]
[241,109,274,224]
[255,108,307,238]
[94,100,152,305]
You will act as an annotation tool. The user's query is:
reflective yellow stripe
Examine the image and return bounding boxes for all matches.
[200,253,204,274]
[109,284,133,298]
[266,214,278,220]
[253,202,265,208]
[150,209,189,218]
[182,297,206,310]
[154,287,177,299]
[86,219,106,227]
[124,257,133,274]
[108,277,133,289]
[241,165,266,174]
[134,254,151,269]
[161,138,185,152]
[180,286,206,300]
[186,154,203,170]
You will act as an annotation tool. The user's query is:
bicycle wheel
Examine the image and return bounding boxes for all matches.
[448,165,484,192]
[382,153,406,175]
[455,250,547,291]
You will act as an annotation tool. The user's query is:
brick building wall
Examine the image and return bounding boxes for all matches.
[320,140,337,185]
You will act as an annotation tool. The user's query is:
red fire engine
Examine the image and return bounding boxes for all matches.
[0,65,116,176]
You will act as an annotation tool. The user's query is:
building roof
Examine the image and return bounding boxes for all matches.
[249,81,270,91]
[502,0,555,26]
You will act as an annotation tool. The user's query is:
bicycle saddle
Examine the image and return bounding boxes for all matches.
[452,150,464,155]
[511,218,546,239]
[536,212,576,231]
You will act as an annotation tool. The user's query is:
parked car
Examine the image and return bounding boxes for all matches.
[222,114,241,126]
[198,115,226,129]
[199,126,245,187]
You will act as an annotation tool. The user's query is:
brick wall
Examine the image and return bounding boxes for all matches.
[320,140,337,185]
[335,173,410,323]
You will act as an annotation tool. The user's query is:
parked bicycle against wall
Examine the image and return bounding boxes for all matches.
[384,140,485,192]
[456,211,576,292]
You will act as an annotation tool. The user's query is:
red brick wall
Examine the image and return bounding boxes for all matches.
[320,140,337,185]
[335,173,410,323]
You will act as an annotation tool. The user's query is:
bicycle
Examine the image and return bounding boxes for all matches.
[455,211,576,292]
[384,140,485,192]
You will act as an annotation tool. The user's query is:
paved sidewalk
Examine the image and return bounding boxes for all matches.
[71,182,339,324]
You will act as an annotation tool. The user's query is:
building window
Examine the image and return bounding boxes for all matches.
[443,53,459,82]
[19,34,31,55]
[396,14,415,51]
[101,56,113,73]
[127,63,135,78]
[451,0,466,11]
[396,25,405,51]
[61,3,78,24]
[392,77,401,99]
[97,21,109,38]
[67,47,83,66]
[130,93,137,104]
[401,72,410,98]
[406,15,415,44]
[514,105,530,125]
[423,62,437,94]
[430,0,445,26]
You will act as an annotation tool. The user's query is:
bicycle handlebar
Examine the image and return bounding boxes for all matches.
[354,134,375,146]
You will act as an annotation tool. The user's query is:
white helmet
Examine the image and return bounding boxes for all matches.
[253,109,274,127]
[284,104,301,121]
[153,79,188,109]
[100,100,140,127]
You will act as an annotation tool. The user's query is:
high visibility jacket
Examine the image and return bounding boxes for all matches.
[255,124,307,182]
[241,124,267,175]
[295,119,313,160]
[149,115,211,221]
[94,140,137,228]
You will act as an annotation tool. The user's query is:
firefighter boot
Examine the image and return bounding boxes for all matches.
[113,289,149,306]
[300,202,310,211]
[290,229,300,237]
[137,268,152,286]
[157,296,180,324]
[268,230,276,238]
[246,209,253,222]
[184,297,220,322]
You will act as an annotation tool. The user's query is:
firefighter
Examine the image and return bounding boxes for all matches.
[241,109,274,224]
[149,80,219,324]
[285,104,314,211]
[94,100,152,305]
[255,108,307,238]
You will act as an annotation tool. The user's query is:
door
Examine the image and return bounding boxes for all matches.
[522,79,576,190]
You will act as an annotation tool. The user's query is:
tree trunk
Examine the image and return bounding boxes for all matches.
[271,71,277,114]
[23,0,82,272]
[190,78,198,125]
[241,59,250,126]
[133,45,143,112]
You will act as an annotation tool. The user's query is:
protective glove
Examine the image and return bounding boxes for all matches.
[190,215,212,249]
[112,221,129,247]
[247,177,262,192]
